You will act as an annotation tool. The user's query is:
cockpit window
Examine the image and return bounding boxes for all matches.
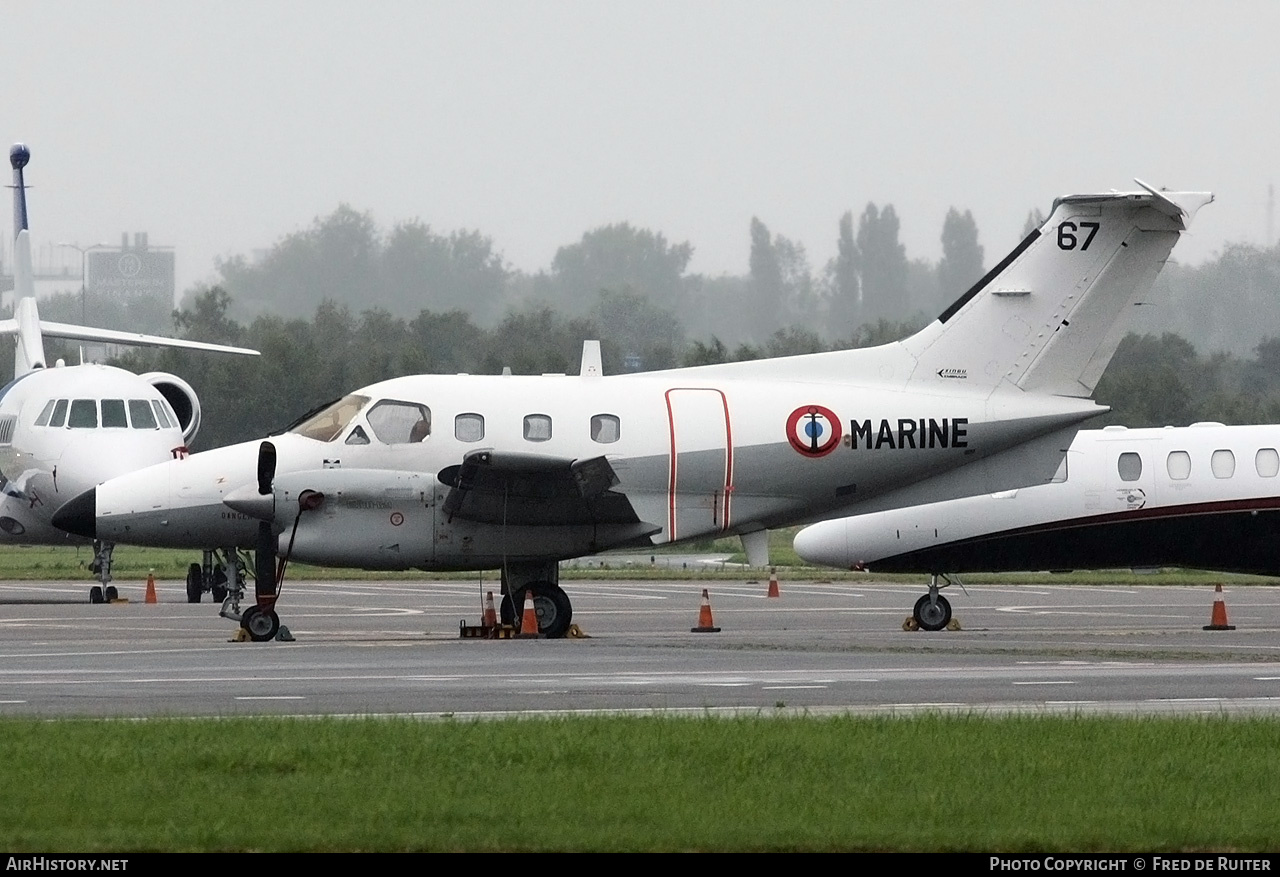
[151,400,174,429]
[34,400,56,427]
[366,400,431,444]
[49,400,68,428]
[101,399,128,428]
[68,400,98,429]
[290,394,371,443]
[129,400,158,429]
[345,425,371,445]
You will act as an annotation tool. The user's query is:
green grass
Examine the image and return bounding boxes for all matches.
[0,714,1276,851]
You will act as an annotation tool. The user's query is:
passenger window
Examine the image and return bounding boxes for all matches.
[1257,448,1279,478]
[68,400,97,429]
[101,399,128,428]
[1117,452,1142,482]
[524,414,552,442]
[591,414,620,443]
[366,400,431,444]
[345,425,371,445]
[34,400,56,427]
[455,413,485,442]
[151,400,175,429]
[1166,451,1191,480]
[129,400,158,429]
[1211,449,1236,479]
[49,399,68,428]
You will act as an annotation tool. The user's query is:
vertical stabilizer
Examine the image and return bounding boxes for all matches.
[9,144,46,374]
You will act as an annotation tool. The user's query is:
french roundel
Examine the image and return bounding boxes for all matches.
[786,405,841,457]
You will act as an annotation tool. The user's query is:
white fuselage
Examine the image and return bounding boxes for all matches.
[793,422,1280,575]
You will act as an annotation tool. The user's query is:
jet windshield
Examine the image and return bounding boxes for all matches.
[289,394,371,442]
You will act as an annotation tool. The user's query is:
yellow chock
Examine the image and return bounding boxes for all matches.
[946,618,962,632]
[566,623,589,639]
[902,617,919,632]
[230,627,250,643]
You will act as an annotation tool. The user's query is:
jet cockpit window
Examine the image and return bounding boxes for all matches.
[34,400,56,427]
[366,400,431,444]
[129,400,158,429]
[68,399,98,429]
[1116,452,1142,482]
[455,413,485,442]
[345,425,371,445]
[1211,449,1236,479]
[101,399,128,428]
[524,414,552,442]
[590,414,620,443]
[150,400,174,429]
[1257,448,1279,478]
[290,395,372,443]
[49,399,68,428]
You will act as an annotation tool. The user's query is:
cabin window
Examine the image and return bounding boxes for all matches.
[1117,452,1142,482]
[1256,448,1279,478]
[48,399,68,428]
[344,425,371,445]
[1166,451,1191,480]
[1211,449,1236,479]
[591,414,620,443]
[524,414,552,442]
[129,400,158,429]
[150,400,174,429]
[367,400,431,444]
[101,399,128,428]
[34,400,56,427]
[455,413,485,442]
[68,399,97,429]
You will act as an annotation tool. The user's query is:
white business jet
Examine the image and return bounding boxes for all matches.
[1,143,258,601]
[53,181,1211,639]
[794,421,1280,629]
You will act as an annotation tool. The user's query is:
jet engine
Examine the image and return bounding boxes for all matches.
[140,372,201,443]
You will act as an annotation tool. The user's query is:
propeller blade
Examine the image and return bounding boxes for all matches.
[255,521,276,601]
[256,441,277,496]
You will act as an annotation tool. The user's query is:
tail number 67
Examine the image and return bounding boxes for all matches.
[1057,221,1100,250]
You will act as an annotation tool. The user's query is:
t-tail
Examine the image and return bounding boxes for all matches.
[899,181,1213,397]
[0,144,260,377]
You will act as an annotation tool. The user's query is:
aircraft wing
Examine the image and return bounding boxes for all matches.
[31,321,259,356]
[439,449,651,528]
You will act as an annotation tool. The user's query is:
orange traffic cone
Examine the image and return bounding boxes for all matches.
[482,591,498,629]
[767,567,780,598]
[144,570,157,604]
[519,590,540,638]
[1203,583,1236,630]
[691,588,721,633]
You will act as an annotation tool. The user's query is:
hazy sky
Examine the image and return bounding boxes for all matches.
[4,2,1278,298]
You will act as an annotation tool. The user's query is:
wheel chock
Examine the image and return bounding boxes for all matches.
[902,617,920,632]
[275,626,295,642]
[566,623,589,639]
[229,627,250,643]
[945,618,962,631]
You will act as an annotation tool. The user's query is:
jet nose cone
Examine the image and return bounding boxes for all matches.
[52,488,97,539]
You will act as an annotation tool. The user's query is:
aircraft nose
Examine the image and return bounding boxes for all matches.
[52,488,96,539]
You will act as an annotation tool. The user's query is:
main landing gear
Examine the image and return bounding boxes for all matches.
[498,562,573,639]
[88,540,118,604]
[185,547,281,642]
[911,573,967,632]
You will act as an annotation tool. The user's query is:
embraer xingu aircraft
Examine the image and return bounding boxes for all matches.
[1,143,258,600]
[794,421,1280,629]
[53,182,1211,639]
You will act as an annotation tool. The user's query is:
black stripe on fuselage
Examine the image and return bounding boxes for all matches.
[864,496,1280,576]
[937,228,1041,324]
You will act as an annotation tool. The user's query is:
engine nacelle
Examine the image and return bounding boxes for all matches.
[140,372,201,444]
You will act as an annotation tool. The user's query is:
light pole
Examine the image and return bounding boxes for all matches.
[57,242,107,325]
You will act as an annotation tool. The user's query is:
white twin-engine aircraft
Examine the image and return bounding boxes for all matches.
[794,421,1280,630]
[52,182,1212,640]
[0,143,258,601]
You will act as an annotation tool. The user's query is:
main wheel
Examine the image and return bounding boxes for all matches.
[519,582,573,639]
[104,585,118,602]
[89,586,104,604]
[241,605,280,642]
[913,593,952,632]
[186,563,203,603]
